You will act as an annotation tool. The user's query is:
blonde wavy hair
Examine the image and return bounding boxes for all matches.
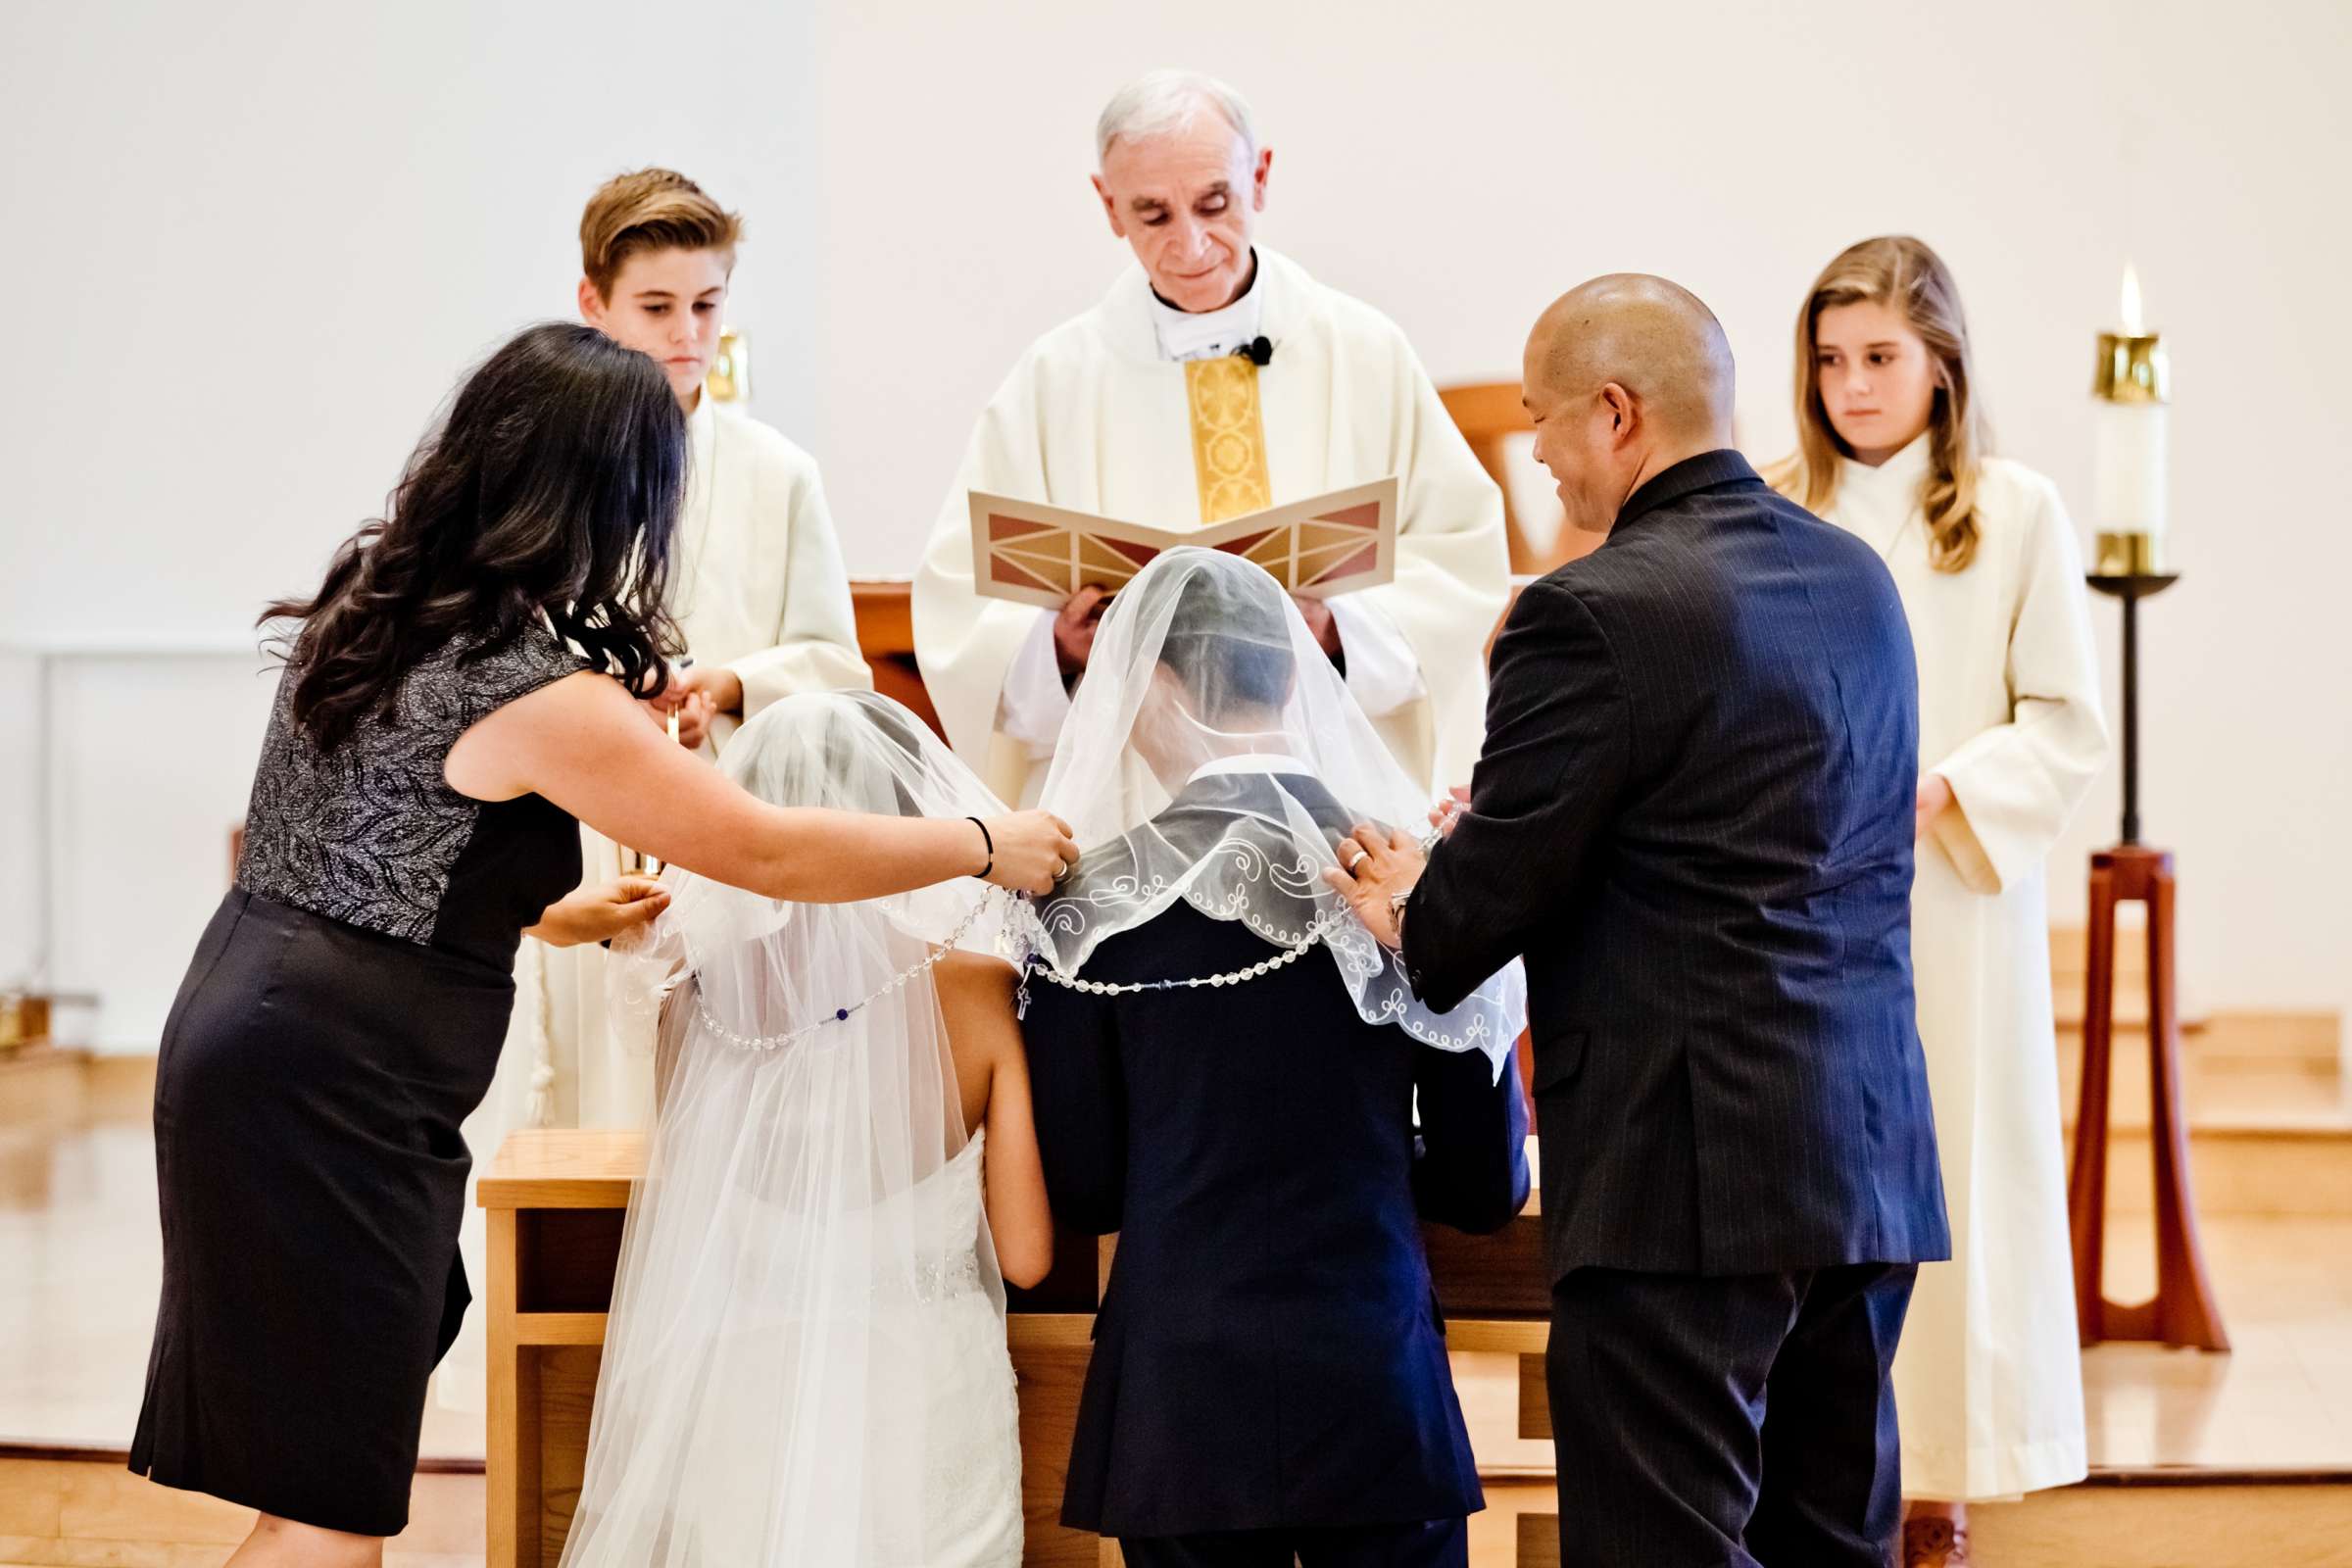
[1766,235,1987,573]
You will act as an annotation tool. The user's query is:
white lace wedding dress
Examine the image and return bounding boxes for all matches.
[627,1134,1023,1567]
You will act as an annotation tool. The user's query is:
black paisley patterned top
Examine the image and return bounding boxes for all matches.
[236,624,590,970]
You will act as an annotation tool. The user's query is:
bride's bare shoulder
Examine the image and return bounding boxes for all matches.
[934,953,1022,1126]
[934,950,1019,1013]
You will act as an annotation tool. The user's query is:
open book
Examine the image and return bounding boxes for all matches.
[968,477,1398,609]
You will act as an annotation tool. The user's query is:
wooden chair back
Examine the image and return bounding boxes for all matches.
[1438,380,1592,577]
[850,579,944,740]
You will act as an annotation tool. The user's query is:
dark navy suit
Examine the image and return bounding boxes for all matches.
[1404,451,1951,1567]
[1024,772,1530,1567]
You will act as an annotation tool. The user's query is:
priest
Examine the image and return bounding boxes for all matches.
[912,70,1509,803]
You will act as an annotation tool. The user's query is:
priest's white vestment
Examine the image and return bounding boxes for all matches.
[912,249,1509,803]
[1817,438,2107,1499]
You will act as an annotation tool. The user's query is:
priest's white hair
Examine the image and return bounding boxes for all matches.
[1095,69,1259,166]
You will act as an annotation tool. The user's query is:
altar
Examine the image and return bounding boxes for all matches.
[478,1128,1551,1568]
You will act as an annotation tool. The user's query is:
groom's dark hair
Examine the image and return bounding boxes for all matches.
[1155,556,1297,722]
[843,691,934,817]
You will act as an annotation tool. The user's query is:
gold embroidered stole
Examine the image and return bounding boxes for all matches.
[1183,356,1273,523]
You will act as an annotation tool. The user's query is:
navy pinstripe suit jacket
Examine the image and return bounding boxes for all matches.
[1404,449,1951,1280]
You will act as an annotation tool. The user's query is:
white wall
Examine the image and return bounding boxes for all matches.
[0,0,822,1046]
[4,0,2348,1047]
[37,654,280,1045]
[0,0,823,649]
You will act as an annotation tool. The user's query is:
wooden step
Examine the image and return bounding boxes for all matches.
[2056,1027,2344,1132]
[1483,1474,2352,1568]
[2087,1117,2352,1216]
[2045,922,2346,1051]
[1974,1475,2352,1568]
[2057,1008,2340,1065]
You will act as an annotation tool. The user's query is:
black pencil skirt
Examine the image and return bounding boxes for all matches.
[130,889,516,1536]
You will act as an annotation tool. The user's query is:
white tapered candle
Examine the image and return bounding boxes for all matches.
[2092,264,2169,537]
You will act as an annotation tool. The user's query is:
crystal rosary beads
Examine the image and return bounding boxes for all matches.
[694,891,999,1053]
[1024,906,1353,998]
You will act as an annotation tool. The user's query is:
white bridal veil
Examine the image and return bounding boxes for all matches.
[1019,548,1524,1077]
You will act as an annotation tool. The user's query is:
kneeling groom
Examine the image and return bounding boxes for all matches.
[1019,550,1532,1568]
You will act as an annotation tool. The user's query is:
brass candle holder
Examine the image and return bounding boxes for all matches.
[2093,529,2166,577]
[706,326,752,406]
[2092,328,2169,403]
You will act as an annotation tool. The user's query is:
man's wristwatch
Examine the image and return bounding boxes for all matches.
[1388,887,1412,949]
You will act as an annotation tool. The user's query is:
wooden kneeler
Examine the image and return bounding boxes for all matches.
[482,1128,1554,1566]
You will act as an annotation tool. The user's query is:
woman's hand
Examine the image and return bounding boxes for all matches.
[979,811,1082,897]
[1915,773,1955,841]
[640,684,714,752]
[640,665,741,752]
[526,875,670,948]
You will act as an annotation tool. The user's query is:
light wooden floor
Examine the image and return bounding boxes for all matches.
[5,1025,2347,1566]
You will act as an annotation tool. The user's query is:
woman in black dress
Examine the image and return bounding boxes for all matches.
[130,323,1078,1567]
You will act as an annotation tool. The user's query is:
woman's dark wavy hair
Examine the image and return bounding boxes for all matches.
[264,322,688,751]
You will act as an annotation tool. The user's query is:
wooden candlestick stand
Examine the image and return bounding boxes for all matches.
[2066,569,2228,1350]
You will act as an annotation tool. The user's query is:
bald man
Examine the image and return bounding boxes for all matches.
[1331,276,1949,1567]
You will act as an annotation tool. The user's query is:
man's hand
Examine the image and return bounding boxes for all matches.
[643,665,743,752]
[1054,585,1110,683]
[1427,785,1471,841]
[641,690,716,751]
[676,663,745,718]
[1292,593,1344,659]
[1915,773,1955,841]
[526,875,670,948]
[1324,823,1427,950]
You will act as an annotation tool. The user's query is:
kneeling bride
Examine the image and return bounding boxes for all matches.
[560,690,1053,1567]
